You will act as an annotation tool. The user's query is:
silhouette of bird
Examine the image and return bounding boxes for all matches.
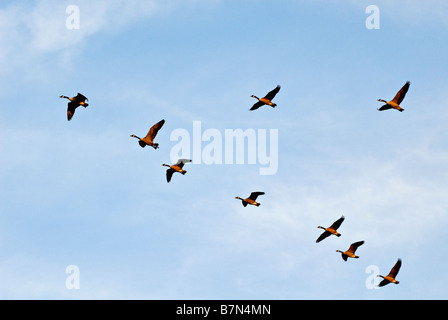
[131,119,165,149]
[235,192,265,207]
[378,81,410,112]
[378,258,402,287]
[60,93,89,121]
[316,216,345,243]
[162,159,191,183]
[336,241,364,261]
[250,85,280,110]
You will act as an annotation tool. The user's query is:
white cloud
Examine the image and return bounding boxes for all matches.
[0,0,182,76]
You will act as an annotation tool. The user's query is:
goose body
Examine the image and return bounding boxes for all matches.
[378,258,402,287]
[336,240,364,261]
[250,85,280,110]
[378,81,410,112]
[235,191,265,207]
[60,93,89,121]
[316,216,344,243]
[162,159,191,183]
[131,119,165,149]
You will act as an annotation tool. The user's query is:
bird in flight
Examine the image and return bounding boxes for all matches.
[336,240,364,261]
[377,258,402,287]
[250,85,281,111]
[131,119,165,149]
[162,159,191,183]
[60,93,89,121]
[316,216,345,243]
[378,81,410,112]
[235,192,265,207]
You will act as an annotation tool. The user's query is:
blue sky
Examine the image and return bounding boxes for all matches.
[1,0,448,300]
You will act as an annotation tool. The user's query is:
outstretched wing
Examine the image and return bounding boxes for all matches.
[348,240,365,253]
[316,231,331,243]
[175,159,192,169]
[388,259,402,278]
[248,191,265,200]
[166,168,175,183]
[378,278,390,287]
[264,85,281,101]
[145,119,165,140]
[330,216,345,230]
[250,100,265,111]
[392,81,410,104]
[378,104,393,111]
[75,93,88,102]
[67,101,77,121]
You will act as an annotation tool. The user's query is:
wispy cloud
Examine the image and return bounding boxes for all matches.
[0,0,184,76]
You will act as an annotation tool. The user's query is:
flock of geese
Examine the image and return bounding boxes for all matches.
[316,216,401,287]
[310,81,410,287]
[60,80,410,289]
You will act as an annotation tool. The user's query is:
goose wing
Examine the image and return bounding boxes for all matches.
[75,93,88,102]
[316,231,331,243]
[166,168,175,183]
[264,85,281,101]
[392,81,410,104]
[388,259,402,278]
[378,278,390,287]
[348,240,365,253]
[248,191,265,200]
[330,216,345,230]
[175,159,192,169]
[67,101,78,121]
[145,119,165,140]
[378,104,393,111]
[250,100,265,111]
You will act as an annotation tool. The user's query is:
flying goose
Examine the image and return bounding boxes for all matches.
[60,93,89,121]
[250,85,281,110]
[316,216,345,243]
[336,240,364,261]
[162,159,191,183]
[378,258,402,287]
[235,191,265,207]
[378,81,410,112]
[131,119,165,149]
